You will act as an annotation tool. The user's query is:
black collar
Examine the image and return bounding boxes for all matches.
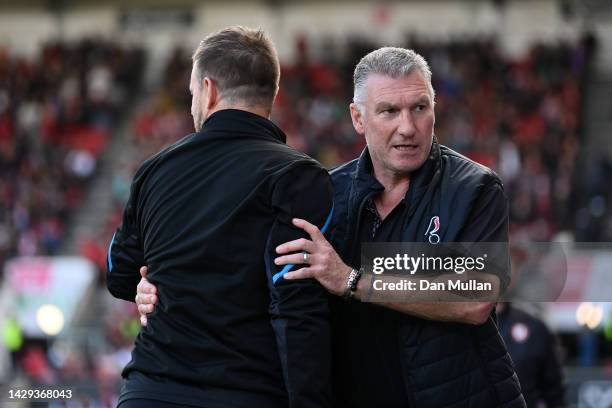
[354,148,385,194]
[200,109,287,143]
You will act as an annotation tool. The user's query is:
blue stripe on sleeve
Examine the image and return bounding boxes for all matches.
[320,205,334,234]
[107,232,116,272]
[272,205,334,284]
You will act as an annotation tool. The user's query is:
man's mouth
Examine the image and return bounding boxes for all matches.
[393,144,419,152]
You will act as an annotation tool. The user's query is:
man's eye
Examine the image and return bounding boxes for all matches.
[414,104,427,112]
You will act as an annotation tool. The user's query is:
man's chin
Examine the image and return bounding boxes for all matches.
[390,159,428,175]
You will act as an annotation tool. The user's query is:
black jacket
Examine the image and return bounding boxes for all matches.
[498,305,566,407]
[107,109,333,408]
[329,138,526,407]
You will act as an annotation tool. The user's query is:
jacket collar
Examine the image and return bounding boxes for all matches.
[200,109,287,143]
[354,148,385,194]
[408,136,441,195]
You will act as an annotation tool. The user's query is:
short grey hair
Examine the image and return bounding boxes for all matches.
[353,47,435,107]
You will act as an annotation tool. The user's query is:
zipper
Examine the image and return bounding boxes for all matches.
[348,190,377,265]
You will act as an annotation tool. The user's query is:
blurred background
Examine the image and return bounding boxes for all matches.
[0,0,611,406]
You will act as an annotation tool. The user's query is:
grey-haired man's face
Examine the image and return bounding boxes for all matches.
[350,71,435,180]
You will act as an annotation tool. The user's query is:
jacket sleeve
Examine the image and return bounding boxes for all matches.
[106,169,145,302]
[457,178,511,291]
[265,164,333,408]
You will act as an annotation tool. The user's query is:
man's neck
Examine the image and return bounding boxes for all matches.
[208,103,271,119]
[372,168,410,220]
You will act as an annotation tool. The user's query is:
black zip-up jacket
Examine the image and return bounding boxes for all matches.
[107,109,333,408]
[329,138,526,407]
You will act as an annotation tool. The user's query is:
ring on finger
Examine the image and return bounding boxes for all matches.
[303,252,310,264]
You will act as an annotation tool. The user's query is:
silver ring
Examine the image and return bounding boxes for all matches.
[303,252,310,264]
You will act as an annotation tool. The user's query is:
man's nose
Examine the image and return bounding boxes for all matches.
[397,110,416,137]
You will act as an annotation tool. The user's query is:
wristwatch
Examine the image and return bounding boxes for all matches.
[342,268,363,300]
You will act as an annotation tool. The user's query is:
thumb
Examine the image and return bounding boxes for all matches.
[139,266,149,279]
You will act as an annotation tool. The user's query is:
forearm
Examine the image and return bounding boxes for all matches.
[107,274,139,302]
[375,299,495,326]
[107,230,144,302]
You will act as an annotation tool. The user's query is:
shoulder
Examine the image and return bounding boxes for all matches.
[278,144,324,169]
[129,134,195,187]
[136,133,198,171]
[269,144,330,183]
[439,144,504,191]
[329,157,358,185]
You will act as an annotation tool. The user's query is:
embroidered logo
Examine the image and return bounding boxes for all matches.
[425,216,441,244]
[511,323,529,343]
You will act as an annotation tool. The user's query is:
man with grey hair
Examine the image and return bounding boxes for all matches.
[137,46,526,406]
[273,46,526,407]
[353,47,436,108]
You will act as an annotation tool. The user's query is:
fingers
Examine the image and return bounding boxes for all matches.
[135,293,157,307]
[276,238,315,254]
[137,265,154,328]
[292,218,325,243]
[275,252,314,266]
[138,303,154,315]
[284,267,315,280]
[136,278,157,295]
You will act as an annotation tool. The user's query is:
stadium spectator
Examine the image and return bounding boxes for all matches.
[498,303,567,407]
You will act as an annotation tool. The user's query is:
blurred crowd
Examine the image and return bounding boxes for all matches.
[0,39,145,272]
[0,39,145,405]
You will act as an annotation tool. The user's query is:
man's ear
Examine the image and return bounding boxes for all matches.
[203,77,219,110]
[349,103,365,135]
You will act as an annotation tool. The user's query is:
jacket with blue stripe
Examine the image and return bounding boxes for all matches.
[328,138,526,407]
[107,109,333,408]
